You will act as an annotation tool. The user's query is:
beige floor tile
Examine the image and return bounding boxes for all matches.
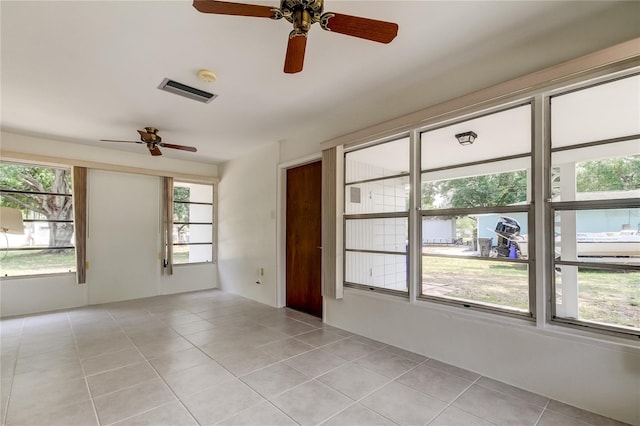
[546,400,627,426]
[322,404,396,426]
[355,349,418,379]
[6,399,97,426]
[217,401,298,426]
[477,376,549,407]
[396,364,473,402]
[537,410,592,426]
[265,319,319,337]
[215,347,279,376]
[241,362,310,399]
[361,381,446,426]
[111,401,198,426]
[87,362,158,397]
[77,334,136,360]
[148,347,213,376]
[11,361,84,393]
[259,337,315,361]
[169,319,216,335]
[294,329,346,347]
[284,349,347,378]
[82,348,145,376]
[425,359,480,381]
[127,328,180,346]
[428,406,496,426]
[162,361,235,398]
[181,378,265,425]
[93,378,176,425]
[135,335,194,358]
[6,377,91,424]
[322,338,380,361]
[318,363,389,401]
[453,384,544,426]
[271,380,353,426]
[384,346,427,363]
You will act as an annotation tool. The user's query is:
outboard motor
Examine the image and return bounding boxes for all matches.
[494,216,521,258]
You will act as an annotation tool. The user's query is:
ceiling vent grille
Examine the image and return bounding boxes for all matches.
[157,78,218,104]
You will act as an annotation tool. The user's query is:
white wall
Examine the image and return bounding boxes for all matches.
[86,170,161,304]
[217,142,279,306]
[325,291,640,425]
[0,133,218,316]
[0,274,86,317]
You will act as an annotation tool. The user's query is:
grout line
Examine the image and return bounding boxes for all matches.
[113,314,202,426]
[533,399,551,426]
[68,311,101,426]
[1,316,25,426]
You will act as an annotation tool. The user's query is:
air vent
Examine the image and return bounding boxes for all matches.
[157,78,218,104]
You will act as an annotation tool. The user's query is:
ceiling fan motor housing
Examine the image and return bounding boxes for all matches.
[280,0,324,24]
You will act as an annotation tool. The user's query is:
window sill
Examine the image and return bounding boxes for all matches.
[0,271,76,280]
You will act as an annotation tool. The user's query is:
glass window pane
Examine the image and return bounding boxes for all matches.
[173,244,213,264]
[554,209,640,266]
[173,203,213,223]
[346,218,407,252]
[422,167,529,209]
[174,182,213,203]
[345,138,409,183]
[554,266,639,331]
[173,224,212,244]
[421,104,531,170]
[421,256,529,313]
[551,146,640,202]
[345,251,407,291]
[0,248,75,276]
[345,176,410,214]
[551,74,640,148]
[422,213,528,259]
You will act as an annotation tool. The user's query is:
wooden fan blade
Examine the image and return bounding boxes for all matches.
[148,146,163,156]
[193,0,277,18]
[284,33,307,74]
[100,139,142,144]
[160,143,198,153]
[321,13,398,43]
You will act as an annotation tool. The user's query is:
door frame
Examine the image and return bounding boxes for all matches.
[276,153,323,315]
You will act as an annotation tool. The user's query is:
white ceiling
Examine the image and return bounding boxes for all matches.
[2,1,639,165]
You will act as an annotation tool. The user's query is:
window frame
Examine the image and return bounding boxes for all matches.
[0,160,76,277]
[417,102,537,319]
[343,136,411,296]
[546,71,640,338]
[338,64,640,339]
[171,180,215,266]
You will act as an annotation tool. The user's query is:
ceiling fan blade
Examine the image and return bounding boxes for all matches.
[284,33,307,74]
[321,13,398,44]
[100,139,142,144]
[159,143,198,153]
[193,0,277,18]
[148,145,163,156]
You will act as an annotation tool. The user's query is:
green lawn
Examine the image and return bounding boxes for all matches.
[422,256,639,328]
[0,250,75,276]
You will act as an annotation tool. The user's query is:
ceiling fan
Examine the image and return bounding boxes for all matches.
[100,127,197,157]
[193,0,399,74]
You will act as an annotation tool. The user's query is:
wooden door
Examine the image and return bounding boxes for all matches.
[286,161,322,317]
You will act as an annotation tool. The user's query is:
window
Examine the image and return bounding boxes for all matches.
[344,137,410,293]
[339,66,639,338]
[0,161,75,276]
[173,181,213,264]
[549,73,640,334]
[419,104,534,316]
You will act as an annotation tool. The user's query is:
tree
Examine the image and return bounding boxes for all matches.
[173,186,190,242]
[422,170,528,209]
[0,164,73,249]
[576,156,640,193]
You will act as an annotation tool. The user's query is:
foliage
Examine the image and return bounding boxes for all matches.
[173,186,190,223]
[0,163,73,247]
[576,156,640,193]
[422,171,528,209]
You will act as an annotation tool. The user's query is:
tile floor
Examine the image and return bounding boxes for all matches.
[0,289,627,426]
